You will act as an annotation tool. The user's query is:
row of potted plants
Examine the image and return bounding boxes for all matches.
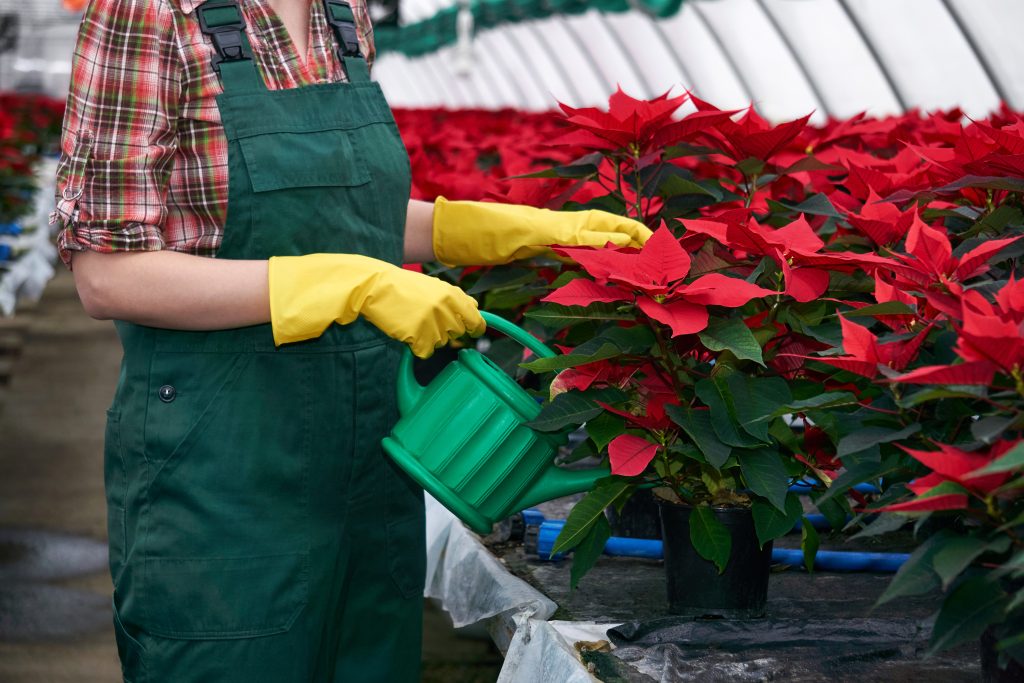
[0,93,64,225]
[392,92,1023,674]
[0,93,65,316]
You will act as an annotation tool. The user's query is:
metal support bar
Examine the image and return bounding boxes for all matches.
[647,16,699,97]
[592,11,656,98]
[755,0,831,118]
[939,0,1010,107]
[688,0,755,105]
[834,0,908,111]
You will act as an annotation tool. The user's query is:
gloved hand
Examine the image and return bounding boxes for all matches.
[268,253,485,358]
[431,197,653,266]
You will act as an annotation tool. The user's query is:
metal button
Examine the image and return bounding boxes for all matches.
[158,385,176,403]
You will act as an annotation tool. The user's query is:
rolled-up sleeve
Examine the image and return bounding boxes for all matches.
[53,0,181,267]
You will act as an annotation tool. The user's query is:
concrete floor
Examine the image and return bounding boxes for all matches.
[0,271,502,682]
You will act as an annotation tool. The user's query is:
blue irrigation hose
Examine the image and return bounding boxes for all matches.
[770,548,908,572]
[789,480,880,495]
[535,519,908,572]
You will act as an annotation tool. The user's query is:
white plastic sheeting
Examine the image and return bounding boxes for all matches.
[424,494,610,680]
[374,0,1024,118]
[0,158,58,316]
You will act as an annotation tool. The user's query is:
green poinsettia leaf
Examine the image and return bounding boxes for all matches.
[667,404,731,469]
[585,412,626,452]
[525,302,635,328]
[689,506,732,574]
[729,375,792,442]
[699,317,765,366]
[466,267,536,295]
[933,536,1012,591]
[771,392,859,418]
[801,518,820,573]
[813,493,849,533]
[552,479,632,556]
[815,457,898,507]
[850,513,909,540]
[695,376,764,448]
[929,576,1008,654]
[752,494,803,548]
[520,342,622,372]
[841,301,916,318]
[877,531,950,606]
[512,152,602,179]
[739,448,790,512]
[569,514,612,590]
[527,388,626,432]
[896,386,987,409]
[836,424,921,458]
[768,193,843,218]
[971,415,1018,445]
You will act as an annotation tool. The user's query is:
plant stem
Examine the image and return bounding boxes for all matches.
[632,146,644,220]
[743,174,758,208]
[646,318,688,397]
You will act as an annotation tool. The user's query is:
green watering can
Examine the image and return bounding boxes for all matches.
[382,312,610,534]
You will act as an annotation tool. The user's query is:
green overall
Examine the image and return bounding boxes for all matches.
[102,2,423,680]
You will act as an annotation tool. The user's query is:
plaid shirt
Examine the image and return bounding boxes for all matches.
[53,0,376,266]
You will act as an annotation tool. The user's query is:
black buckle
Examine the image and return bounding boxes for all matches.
[196,0,252,73]
[322,0,362,60]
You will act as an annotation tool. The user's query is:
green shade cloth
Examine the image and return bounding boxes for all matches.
[376,0,686,57]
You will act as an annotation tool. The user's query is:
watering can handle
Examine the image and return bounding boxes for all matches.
[395,311,557,415]
[479,311,557,359]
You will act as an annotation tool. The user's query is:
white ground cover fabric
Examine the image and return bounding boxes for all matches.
[0,157,57,316]
[425,494,616,680]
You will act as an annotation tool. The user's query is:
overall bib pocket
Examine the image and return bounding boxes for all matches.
[238,129,371,192]
[138,351,314,639]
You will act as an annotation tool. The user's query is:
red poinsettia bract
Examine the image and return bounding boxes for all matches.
[682,214,893,302]
[881,440,1018,512]
[895,277,1024,386]
[798,315,929,379]
[555,87,736,156]
[542,226,774,336]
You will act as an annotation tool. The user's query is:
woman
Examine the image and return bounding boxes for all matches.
[53,0,649,680]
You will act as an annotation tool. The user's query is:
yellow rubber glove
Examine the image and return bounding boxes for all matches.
[431,196,653,266]
[268,253,485,358]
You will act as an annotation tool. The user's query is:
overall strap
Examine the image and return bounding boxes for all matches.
[322,0,370,84]
[195,0,265,93]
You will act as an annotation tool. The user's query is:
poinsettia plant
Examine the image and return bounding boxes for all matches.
[507,89,910,585]
[784,119,1024,665]
[445,90,1024,662]
[0,92,65,224]
[393,94,1024,662]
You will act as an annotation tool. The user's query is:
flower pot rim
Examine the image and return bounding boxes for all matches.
[654,498,752,513]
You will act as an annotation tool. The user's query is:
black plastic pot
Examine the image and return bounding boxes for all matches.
[981,625,1024,683]
[658,502,772,619]
[607,487,663,539]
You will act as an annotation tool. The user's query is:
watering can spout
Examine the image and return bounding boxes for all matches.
[513,464,611,512]
[396,350,426,416]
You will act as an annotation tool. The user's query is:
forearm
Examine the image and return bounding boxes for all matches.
[403,198,436,263]
[71,249,269,330]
